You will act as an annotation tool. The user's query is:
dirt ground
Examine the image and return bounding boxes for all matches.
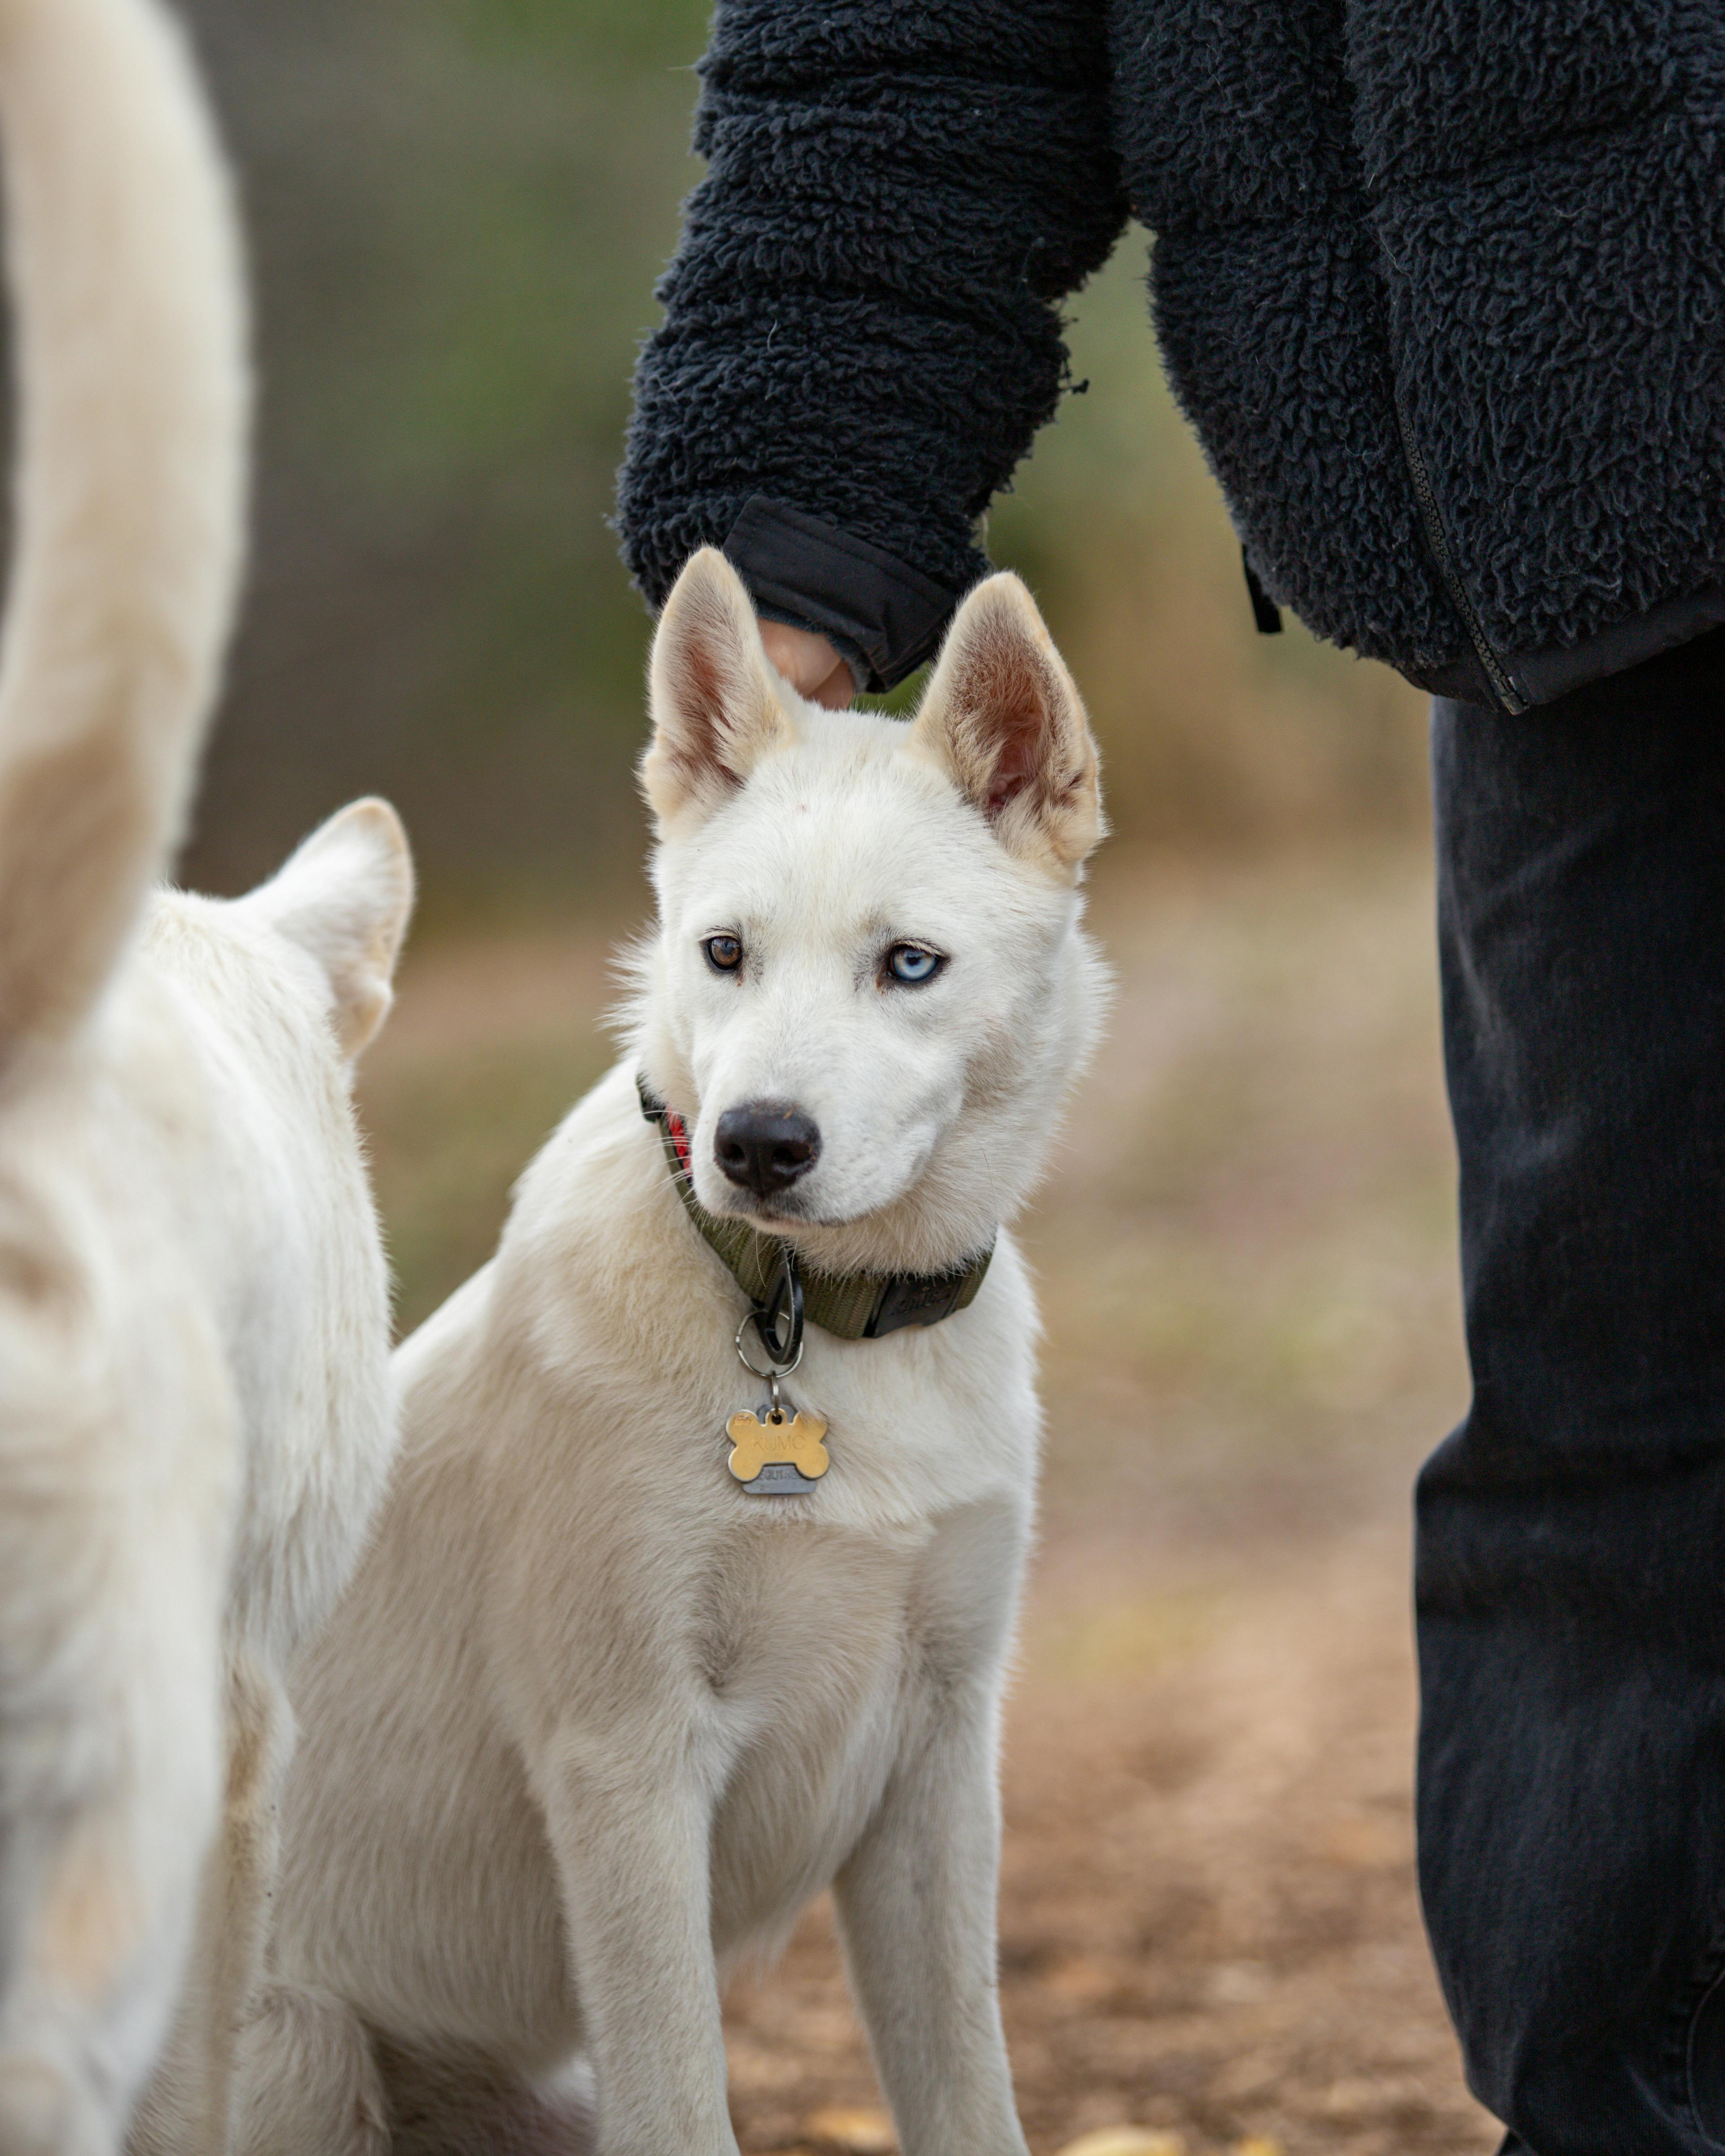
[357,841,1502,2156]
[725,1522,1492,2156]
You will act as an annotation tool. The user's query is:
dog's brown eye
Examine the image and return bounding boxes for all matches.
[703,935,742,974]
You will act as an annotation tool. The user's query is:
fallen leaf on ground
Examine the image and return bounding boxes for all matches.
[1044,1953,1121,2001]
[802,2106,896,2152]
[1054,2131,1186,2156]
[1235,2141,1285,2156]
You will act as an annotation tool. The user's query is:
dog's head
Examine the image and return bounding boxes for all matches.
[633,548,1107,1278]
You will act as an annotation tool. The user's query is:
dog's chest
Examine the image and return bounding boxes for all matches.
[684,1474,1025,1959]
[694,1518,923,1950]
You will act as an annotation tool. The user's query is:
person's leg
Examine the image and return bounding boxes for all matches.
[1419,624,1725,2155]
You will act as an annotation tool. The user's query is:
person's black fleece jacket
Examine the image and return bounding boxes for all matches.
[615,0,1725,713]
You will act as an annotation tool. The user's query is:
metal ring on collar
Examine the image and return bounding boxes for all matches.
[735,1249,804,1378]
[736,1308,804,1382]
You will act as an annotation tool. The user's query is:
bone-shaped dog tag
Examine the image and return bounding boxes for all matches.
[727,1407,830,1495]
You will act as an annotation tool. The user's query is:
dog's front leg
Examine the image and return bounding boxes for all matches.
[833,1685,1029,2156]
[535,1742,736,2156]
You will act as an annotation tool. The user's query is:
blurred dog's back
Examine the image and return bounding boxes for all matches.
[0,9,410,2155]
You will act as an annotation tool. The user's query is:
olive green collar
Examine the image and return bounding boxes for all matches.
[636,1077,992,1341]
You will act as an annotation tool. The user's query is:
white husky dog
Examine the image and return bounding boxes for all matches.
[237,548,1103,2156]
[0,3,412,2152]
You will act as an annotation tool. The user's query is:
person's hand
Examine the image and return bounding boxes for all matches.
[759,620,854,709]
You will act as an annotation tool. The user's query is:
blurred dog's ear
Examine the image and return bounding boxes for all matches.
[642,549,795,826]
[908,574,1102,874]
[242,797,414,1060]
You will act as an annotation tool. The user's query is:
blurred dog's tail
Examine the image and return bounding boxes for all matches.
[0,0,247,1070]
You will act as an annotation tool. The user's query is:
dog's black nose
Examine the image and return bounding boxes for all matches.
[714,1101,821,1197]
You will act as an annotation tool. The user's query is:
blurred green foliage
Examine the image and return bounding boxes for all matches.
[174,0,1425,921]
[365,1027,609,1331]
[176,0,710,914]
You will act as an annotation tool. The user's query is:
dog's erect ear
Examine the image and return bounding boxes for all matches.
[643,548,794,825]
[244,797,415,1060]
[908,573,1102,873]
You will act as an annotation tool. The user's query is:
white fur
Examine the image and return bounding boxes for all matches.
[0,7,415,2153]
[121,804,415,2156]
[240,552,1106,2156]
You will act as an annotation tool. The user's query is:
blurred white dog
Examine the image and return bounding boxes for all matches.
[238,547,1105,2156]
[0,4,412,2153]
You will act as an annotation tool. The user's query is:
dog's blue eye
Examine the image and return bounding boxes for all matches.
[886,943,942,986]
[704,935,742,973]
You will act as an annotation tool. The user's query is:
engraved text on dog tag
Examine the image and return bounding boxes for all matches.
[726,1407,830,1496]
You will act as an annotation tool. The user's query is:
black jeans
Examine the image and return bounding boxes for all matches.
[1419,625,1725,2153]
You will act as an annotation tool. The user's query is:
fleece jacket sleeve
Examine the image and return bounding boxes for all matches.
[613,0,1128,690]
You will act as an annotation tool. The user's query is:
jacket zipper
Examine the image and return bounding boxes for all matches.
[1393,391,1527,714]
